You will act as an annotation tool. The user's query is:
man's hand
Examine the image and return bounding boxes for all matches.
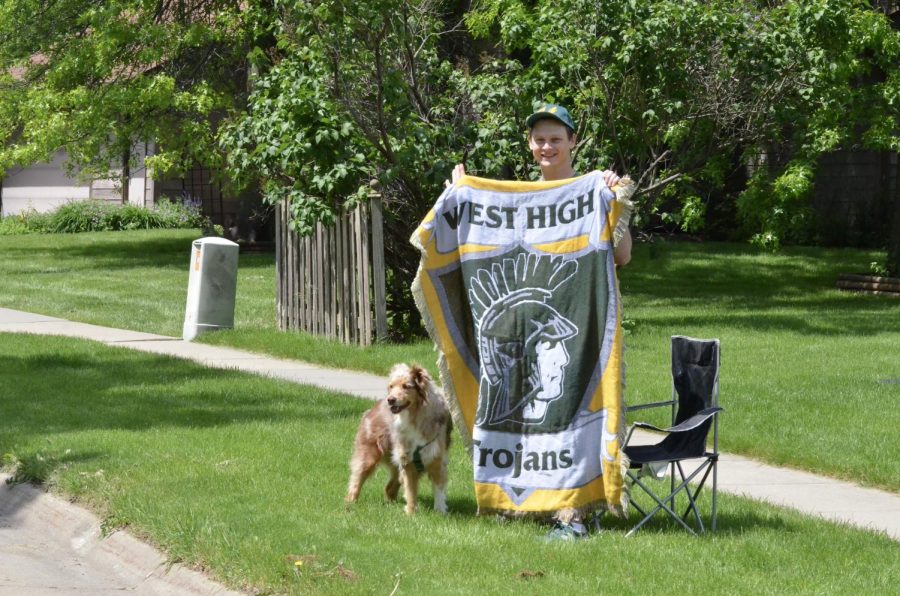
[444,163,466,188]
[601,169,620,189]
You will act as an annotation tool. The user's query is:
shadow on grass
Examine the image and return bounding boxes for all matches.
[0,449,107,527]
[414,499,799,538]
[422,487,799,537]
[0,340,366,441]
[632,301,900,336]
[0,232,190,270]
[621,241,898,337]
[599,507,794,537]
[445,496,479,516]
[1,448,122,536]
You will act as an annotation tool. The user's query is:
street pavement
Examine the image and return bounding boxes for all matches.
[1,306,897,593]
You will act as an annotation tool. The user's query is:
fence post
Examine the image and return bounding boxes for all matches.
[275,201,284,330]
[275,192,388,345]
[369,183,388,342]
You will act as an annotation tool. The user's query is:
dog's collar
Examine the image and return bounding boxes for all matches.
[412,438,436,473]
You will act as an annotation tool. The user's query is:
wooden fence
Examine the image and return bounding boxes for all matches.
[275,197,387,345]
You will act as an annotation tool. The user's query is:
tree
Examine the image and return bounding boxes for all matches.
[7,0,894,332]
[0,0,257,186]
[463,0,899,249]
[222,0,473,337]
[226,0,899,336]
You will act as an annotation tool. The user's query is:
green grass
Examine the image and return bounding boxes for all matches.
[0,229,274,336]
[201,328,438,375]
[0,230,898,490]
[0,229,436,370]
[619,242,900,490]
[1,333,897,594]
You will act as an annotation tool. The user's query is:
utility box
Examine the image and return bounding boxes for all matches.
[183,237,240,341]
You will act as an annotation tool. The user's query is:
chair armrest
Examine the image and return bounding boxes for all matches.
[663,407,723,434]
[623,421,668,448]
[624,400,676,447]
[625,399,676,413]
[632,421,667,433]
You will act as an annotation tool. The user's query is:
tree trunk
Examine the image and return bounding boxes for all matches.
[121,145,130,205]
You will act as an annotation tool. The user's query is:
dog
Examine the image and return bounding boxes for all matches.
[346,363,452,514]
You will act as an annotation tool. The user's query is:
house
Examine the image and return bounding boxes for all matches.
[0,144,154,216]
[0,143,268,242]
[1,54,267,241]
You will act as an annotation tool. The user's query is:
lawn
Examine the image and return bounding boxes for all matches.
[0,230,897,491]
[1,333,897,594]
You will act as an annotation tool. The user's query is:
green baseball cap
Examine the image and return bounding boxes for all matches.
[526,103,576,132]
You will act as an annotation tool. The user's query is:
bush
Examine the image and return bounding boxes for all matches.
[0,207,54,235]
[50,200,116,232]
[737,161,817,251]
[0,199,213,235]
[152,197,209,229]
[0,214,30,235]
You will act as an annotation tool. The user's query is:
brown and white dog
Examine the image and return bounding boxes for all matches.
[346,364,451,514]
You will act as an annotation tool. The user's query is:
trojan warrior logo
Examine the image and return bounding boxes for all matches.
[470,253,579,428]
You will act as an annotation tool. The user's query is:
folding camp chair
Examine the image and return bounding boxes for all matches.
[622,336,723,536]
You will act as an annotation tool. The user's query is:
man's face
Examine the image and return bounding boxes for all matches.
[534,339,570,402]
[528,119,576,171]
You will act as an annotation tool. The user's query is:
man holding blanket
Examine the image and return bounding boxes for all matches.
[448,105,632,268]
[413,103,633,540]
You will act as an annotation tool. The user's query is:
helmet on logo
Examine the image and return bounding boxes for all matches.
[470,253,579,426]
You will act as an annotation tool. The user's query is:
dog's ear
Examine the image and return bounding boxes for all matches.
[411,365,430,402]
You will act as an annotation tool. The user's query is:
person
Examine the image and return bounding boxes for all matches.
[447,103,631,267]
[447,103,632,540]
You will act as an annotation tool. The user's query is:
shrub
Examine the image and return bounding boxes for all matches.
[737,161,817,251]
[0,215,29,235]
[0,198,215,235]
[50,200,116,233]
[0,207,54,235]
[152,197,208,229]
[112,203,160,230]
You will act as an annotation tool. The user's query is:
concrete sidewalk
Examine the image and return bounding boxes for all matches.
[1,308,898,592]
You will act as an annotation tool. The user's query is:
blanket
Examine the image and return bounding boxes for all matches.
[411,171,634,517]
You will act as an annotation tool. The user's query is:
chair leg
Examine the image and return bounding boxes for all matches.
[625,471,649,518]
[676,461,706,533]
[681,484,706,531]
[677,456,720,533]
[626,473,697,537]
[675,462,700,531]
[712,458,718,532]
[669,461,677,512]
[626,460,715,536]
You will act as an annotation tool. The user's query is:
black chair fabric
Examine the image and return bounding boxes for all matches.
[621,336,722,535]
[626,337,720,465]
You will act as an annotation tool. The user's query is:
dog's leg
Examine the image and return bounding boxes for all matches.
[401,465,419,515]
[346,453,379,503]
[384,464,401,501]
[427,456,449,514]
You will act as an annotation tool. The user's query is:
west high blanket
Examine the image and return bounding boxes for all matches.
[411,171,633,516]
